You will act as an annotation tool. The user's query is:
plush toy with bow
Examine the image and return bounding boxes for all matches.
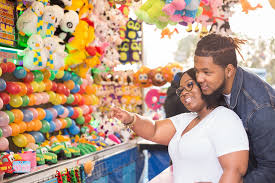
[22,34,47,70]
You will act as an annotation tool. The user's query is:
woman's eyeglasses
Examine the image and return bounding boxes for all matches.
[176,81,194,97]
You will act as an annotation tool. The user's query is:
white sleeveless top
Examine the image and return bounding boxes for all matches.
[168,106,249,183]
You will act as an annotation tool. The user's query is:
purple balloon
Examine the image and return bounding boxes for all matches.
[0,111,9,127]
[1,126,12,137]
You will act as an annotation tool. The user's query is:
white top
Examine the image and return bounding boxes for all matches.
[168,106,249,183]
[223,93,231,105]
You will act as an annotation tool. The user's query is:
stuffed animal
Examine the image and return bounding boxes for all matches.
[148,66,167,86]
[50,0,72,9]
[54,10,79,43]
[65,0,86,12]
[133,66,152,88]
[162,62,183,82]
[51,5,65,28]
[41,5,60,37]
[52,36,68,67]
[240,0,262,14]
[22,34,47,70]
[16,1,44,36]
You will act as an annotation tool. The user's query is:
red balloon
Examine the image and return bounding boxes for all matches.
[70,108,79,119]
[64,88,70,97]
[0,92,10,104]
[78,85,85,94]
[84,114,92,123]
[0,63,8,73]
[56,83,66,94]
[78,97,85,105]
[88,105,93,113]
[51,81,57,91]
[6,62,16,73]
[6,82,21,95]
[23,72,35,83]
[25,83,33,95]
[71,94,80,105]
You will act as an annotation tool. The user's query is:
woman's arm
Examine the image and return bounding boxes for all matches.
[109,107,176,145]
[218,150,249,183]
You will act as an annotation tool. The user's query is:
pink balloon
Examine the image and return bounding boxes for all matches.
[0,111,9,127]
[42,92,50,103]
[59,107,69,118]
[28,108,38,120]
[0,98,3,110]
[81,79,88,87]
[54,119,62,131]
[1,125,12,137]
[80,105,89,115]
[0,137,9,151]
[48,108,58,119]
[34,93,42,105]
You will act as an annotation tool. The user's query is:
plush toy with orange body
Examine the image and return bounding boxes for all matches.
[148,66,167,87]
[133,66,152,88]
[162,62,183,82]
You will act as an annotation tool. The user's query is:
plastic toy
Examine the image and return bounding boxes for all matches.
[36,147,58,164]
[61,142,81,157]
[50,142,72,159]
[240,0,262,14]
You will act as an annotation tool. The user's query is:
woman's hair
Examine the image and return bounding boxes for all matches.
[173,68,226,109]
[195,33,246,68]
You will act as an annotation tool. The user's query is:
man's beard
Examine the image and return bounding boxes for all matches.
[200,77,227,109]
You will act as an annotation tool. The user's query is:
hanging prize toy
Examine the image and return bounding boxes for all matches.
[56,170,63,183]
[80,164,86,183]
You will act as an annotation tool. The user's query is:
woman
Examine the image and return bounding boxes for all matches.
[109,68,249,183]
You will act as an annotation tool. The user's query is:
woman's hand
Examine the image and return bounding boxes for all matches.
[109,107,134,124]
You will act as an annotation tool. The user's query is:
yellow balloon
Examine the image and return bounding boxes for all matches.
[55,70,64,79]
[12,134,28,147]
[52,94,62,105]
[0,67,2,77]
[91,94,99,105]
[47,91,56,102]
[75,107,83,117]
[37,82,46,92]
[9,95,23,107]
[31,81,39,92]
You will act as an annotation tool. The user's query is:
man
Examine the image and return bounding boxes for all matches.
[193,33,275,183]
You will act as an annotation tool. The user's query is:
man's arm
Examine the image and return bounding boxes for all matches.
[244,107,275,183]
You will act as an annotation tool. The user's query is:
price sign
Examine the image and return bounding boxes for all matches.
[13,161,31,173]
[0,0,16,47]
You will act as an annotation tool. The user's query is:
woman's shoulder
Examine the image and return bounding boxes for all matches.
[169,112,197,129]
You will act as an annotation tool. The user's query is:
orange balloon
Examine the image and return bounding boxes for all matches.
[23,133,35,144]
[85,95,93,105]
[43,70,51,80]
[36,108,46,120]
[28,94,36,106]
[17,82,28,96]
[26,121,35,132]
[10,123,20,136]
[85,85,96,94]
[11,109,24,122]
[59,119,67,129]
[33,119,42,131]
[64,80,75,90]
[15,121,27,134]
[60,94,67,104]
[44,79,53,91]
[75,107,83,117]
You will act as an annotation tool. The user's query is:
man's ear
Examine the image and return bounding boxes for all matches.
[225,64,235,78]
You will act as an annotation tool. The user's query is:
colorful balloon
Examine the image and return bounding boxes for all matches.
[0,78,6,91]
[40,120,50,133]
[23,109,34,122]
[6,82,21,95]
[0,137,9,151]
[65,118,72,128]
[30,81,39,92]
[0,98,3,110]
[23,133,35,144]
[6,62,16,73]
[4,111,14,123]
[12,134,28,147]
[33,70,44,82]
[33,119,42,131]
[0,92,10,104]
[54,119,62,131]
[25,83,33,94]
[62,71,72,81]
[76,116,85,125]
[44,109,53,121]
[49,70,56,80]
[64,80,75,90]
[23,72,35,83]
[44,79,53,91]
[59,107,69,118]
[9,95,23,107]
[26,120,35,131]
[0,63,8,73]
[28,94,36,106]
[1,125,12,137]
[42,70,51,80]
[48,121,56,133]
[11,109,24,122]
[10,123,20,136]
[15,121,27,134]
[66,94,74,104]
[55,70,64,79]
[17,82,28,96]
[21,95,30,106]
[13,67,27,79]
[0,111,10,126]
[29,131,45,143]
[36,108,46,120]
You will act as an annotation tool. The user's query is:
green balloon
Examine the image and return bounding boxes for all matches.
[77,78,83,85]
[65,118,72,128]
[5,111,14,123]
[21,95,30,106]
[0,128,3,137]
[66,94,75,104]
[49,70,56,81]
[76,116,85,125]
[33,70,44,82]
[40,120,50,133]
[81,126,88,134]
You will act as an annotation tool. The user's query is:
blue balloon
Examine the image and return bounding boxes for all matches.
[53,105,64,115]
[23,109,34,122]
[0,79,6,91]
[70,84,80,93]
[48,121,56,133]
[69,125,80,135]
[71,74,79,83]
[62,71,72,81]
[44,109,53,121]
[66,106,74,117]
[13,67,27,79]
[70,119,76,127]
[29,132,45,143]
